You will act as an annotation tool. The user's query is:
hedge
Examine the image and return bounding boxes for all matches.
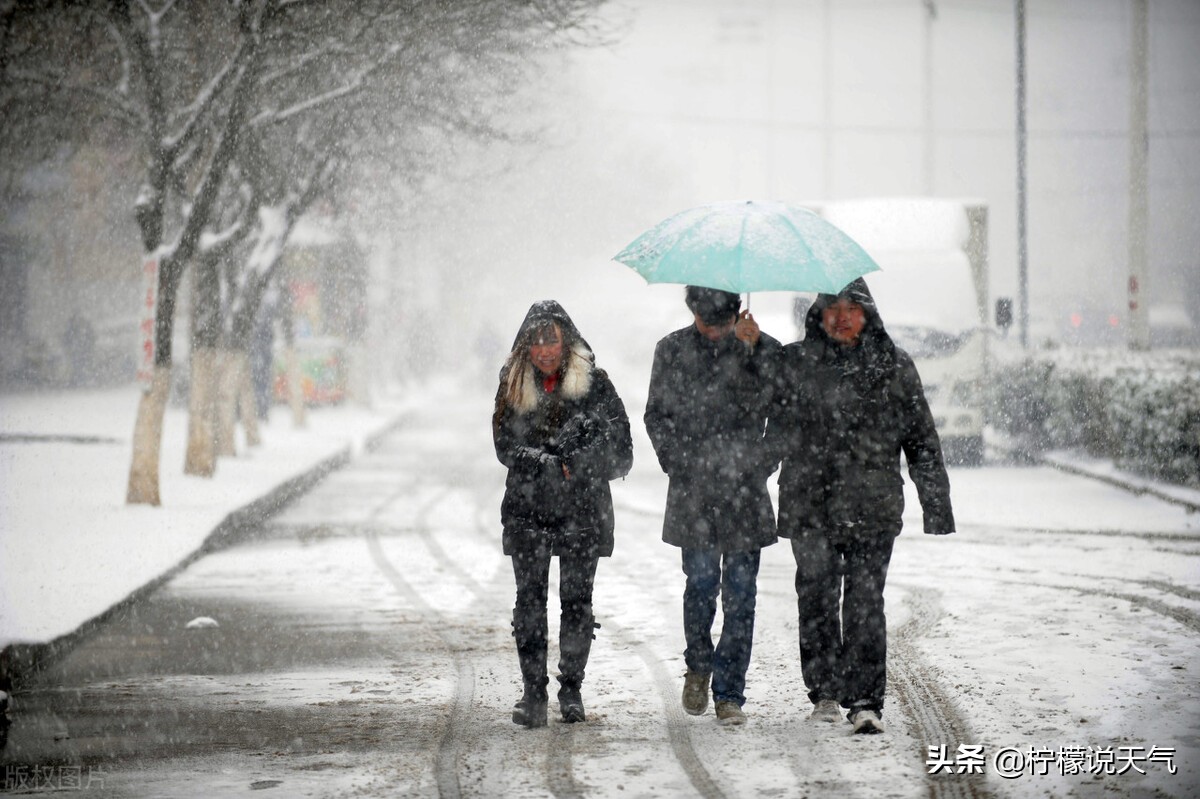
[989,346,1200,488]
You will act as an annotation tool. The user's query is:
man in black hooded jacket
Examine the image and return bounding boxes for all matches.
[765,278,954,735]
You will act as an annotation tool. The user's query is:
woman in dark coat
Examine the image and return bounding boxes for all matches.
[493,300,633,728]
[766,278,954,734]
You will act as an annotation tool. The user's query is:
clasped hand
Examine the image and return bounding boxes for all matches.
[734,310,760,348]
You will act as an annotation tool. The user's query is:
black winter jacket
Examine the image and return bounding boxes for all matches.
[766,279,955,538]
[493,301,633,558]
[645,324,781,552]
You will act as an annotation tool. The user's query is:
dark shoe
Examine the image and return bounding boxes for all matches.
[512,690,548,729]
[682,670,710,715]
[850,709,884,735]
[558,686,585,723]
[715,700,746,726]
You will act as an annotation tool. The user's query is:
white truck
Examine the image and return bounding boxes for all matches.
[806,198,993,466]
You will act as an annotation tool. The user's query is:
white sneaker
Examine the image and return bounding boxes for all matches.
[810,699,842,723]
[850,709,884,735]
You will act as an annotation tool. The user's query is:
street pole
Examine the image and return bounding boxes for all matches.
[823,0,833,197]
[923,0,937,196]
[1015,0,1029,348]
[1127,0,1150,350]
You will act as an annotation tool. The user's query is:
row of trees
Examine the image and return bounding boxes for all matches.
[1,0,608,504]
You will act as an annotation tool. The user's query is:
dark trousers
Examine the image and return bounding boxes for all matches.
[791,531,895,715]
[681,547,761,707]
[511,545,599,697]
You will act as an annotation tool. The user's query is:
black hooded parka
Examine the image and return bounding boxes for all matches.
[767,279,955,538]
[493,301,634,558]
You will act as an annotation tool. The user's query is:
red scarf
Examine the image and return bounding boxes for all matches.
[542,372,559,394]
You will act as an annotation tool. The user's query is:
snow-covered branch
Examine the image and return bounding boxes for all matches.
[163,39,253,161]
[5,68,146,129]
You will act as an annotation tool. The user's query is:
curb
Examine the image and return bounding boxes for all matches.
[991,440,1200,515]
[0,411,410,693]
[1038,455,1200,514]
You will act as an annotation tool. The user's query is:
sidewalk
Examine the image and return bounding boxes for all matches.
[0,381,421,685]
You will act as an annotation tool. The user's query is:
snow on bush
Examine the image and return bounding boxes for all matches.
[990,346,1200,487]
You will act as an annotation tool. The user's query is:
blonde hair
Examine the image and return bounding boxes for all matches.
[493,320,576,432]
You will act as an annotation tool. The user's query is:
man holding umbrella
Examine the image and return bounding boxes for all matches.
[644,285,782,726]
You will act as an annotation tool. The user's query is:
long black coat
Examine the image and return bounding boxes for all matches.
[766,280,955,538]
[644,325,781,553]
[493,302,633,558]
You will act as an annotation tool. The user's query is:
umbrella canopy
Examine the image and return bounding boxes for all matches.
[613,200,881,295]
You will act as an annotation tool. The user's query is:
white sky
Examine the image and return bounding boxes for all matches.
[385,0,1200,360]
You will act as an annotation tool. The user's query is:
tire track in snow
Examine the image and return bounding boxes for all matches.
[419,499,585,799]
[889,585,994,799]
[947,570,1200,635]
[364,429,722,797]
[951,522,1200,543]
[366,440,585,798]
[985,578,1200,635]
[597,615,728,799]
[605,499,742,799]
[459,495,728,799]
[363,486,474,799]
[1114,577,1200,604]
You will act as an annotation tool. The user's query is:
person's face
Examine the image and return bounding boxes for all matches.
[529,323,564,375]
[693,313,736,342]
[822,299,867,345]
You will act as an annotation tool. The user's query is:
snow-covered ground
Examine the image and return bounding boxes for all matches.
[2,375,1199,798]
[0,383,418,649]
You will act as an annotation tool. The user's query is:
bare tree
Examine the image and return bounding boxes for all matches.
[3,0,608,504]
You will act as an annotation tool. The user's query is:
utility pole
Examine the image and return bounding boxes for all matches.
[823,0,834,197]
[1015,0,1029,348]
[1127,0,1150,350]
[923,0,937,196]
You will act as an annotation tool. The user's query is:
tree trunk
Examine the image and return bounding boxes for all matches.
[280,307,306,428]
[183,347,219,476]
[345,342,371,408]
[126,366,172,506]
[286,343,306,428]
[215,348,242,457]
[237,350,261,446]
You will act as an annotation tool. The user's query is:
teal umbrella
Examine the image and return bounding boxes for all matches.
[613,200,881,295]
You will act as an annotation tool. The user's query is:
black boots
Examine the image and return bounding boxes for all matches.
[511,682,587,726]
[513,684,586,726]
[556,611,596,724]
[558,684,585,723]
[512,682,549,728]
[512,606,549,729]
[512,604,597,727]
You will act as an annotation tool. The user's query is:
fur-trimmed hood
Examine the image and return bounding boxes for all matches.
[505,340,594,414]
[500,300,596,415]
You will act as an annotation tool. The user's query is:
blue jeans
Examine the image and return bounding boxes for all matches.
[681,547,761,706]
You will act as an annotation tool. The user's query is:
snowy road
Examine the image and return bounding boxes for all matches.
[2,382,1197,798]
